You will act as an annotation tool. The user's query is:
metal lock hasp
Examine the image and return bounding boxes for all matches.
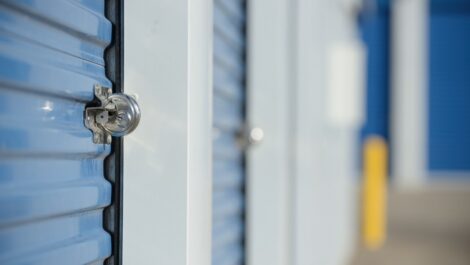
[85,84,141,144]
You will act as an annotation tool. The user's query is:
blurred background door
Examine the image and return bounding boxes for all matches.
[428,0,470,176]
[212,0,247,264]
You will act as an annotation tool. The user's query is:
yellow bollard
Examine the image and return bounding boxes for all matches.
[362,136,388,249]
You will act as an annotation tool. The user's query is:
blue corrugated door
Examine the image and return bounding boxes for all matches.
[0,1,116,264]
[428,0,470,174]
[212,0,247,264]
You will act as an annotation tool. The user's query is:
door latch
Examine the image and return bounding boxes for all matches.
[85,84,141,144]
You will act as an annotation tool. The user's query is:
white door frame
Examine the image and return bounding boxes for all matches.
[391,0,428,187]
[246,0,293,264]
[122,1,213,264]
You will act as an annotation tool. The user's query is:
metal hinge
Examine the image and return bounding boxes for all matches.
[85,84,141,144]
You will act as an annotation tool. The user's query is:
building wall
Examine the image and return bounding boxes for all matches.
[293,0,363,264]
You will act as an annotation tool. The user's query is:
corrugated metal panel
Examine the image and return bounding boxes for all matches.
[428,6,470,172]
[212,0,246,264]
[0,1,113,264]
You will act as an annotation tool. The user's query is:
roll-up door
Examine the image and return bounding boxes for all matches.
[212,0,247,264]
[0,1,120,264]
[359,1,391,142]
[428,0,470,173]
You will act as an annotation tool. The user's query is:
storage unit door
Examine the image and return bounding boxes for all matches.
[428,0,470,174]
[0,1,116,264]
[212,0,247,264]
[359,1,391,142]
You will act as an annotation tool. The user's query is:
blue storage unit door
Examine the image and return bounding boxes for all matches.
[0,1,118,264]
[359,0,391,142]
[428,0,470,173]
[212,0,247,264]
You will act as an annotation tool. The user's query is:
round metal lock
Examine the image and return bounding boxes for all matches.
[102,94,141,137]
[85,84,141,144]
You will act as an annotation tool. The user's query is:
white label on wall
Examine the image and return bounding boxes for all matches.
[326,41,366,128]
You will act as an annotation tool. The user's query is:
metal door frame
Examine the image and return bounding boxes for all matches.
[391,0,428,187]
[104,0,124,264]
[246,0,292,264]
[122,1,213,264]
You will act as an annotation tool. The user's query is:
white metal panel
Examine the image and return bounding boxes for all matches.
[292,1,360,265]
[326,41,366,127]
[391,0,428,187]
[123,0,212,264]
[246,0,292,264]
